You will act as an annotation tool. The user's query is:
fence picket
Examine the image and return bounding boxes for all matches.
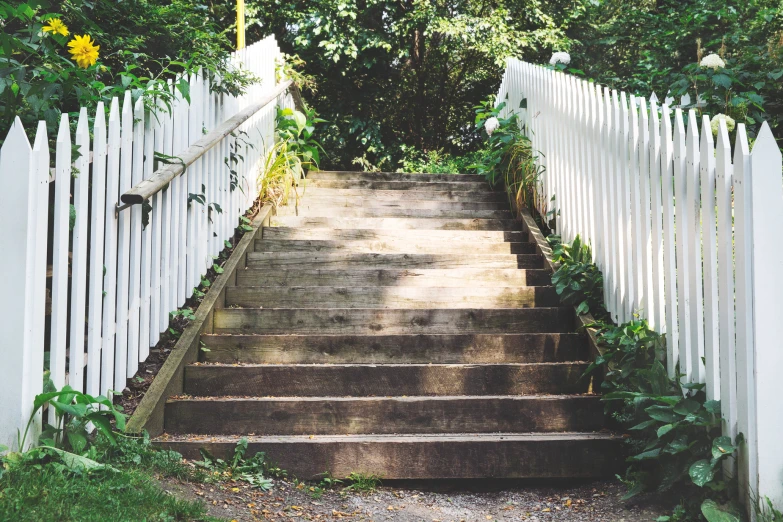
[648,100,665,333]
[673,109,692,383]
[700,115,719,400]
[102,98,121,395]
[0,119,34,448]
[50,114,72,405]
[660,105,679,376]
[87,104,107,396]
[68,108,91,392]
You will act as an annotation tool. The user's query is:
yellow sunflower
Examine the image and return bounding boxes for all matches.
[67,34,100,69]
[43,18,69,37]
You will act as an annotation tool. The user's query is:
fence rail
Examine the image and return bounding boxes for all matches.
[496,58,783,512]
[0,35,294,450]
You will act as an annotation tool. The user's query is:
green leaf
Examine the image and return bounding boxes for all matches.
[712,74,732,89]
[656,424,675,438]
[42,447,117,473]
[645,405,680,423]
[689,459,716,487]
[700,500,740,522]
[711,436,737,459]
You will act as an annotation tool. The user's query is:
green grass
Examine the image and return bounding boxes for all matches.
[0,464,218,522]
[0,436,221,522]
[343,472,382,494]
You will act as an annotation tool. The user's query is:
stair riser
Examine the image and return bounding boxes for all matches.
[262,228,526,242]
[235,269,553,288]
[276,207,513,219]
[254,239,535,255]
[307,180,491,191]
[184,363,589,396]
[285,197,509,210]
[302,188,507,202]
[212,308,573,335]
[200,334,588,364]
[156,437,623,479]
[308,171,485,182]
[224,286,560,309]
[272,216,520,231]
[165,397,605,435]
[246,253,543,270]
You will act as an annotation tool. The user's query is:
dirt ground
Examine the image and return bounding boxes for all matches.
[159,475,671,522]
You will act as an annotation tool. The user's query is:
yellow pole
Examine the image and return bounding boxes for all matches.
[236,0,245,49]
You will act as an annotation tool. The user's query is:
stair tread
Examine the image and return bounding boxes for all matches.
[271,216,520,231]
[158,432,619,442]
[308,171,486,182]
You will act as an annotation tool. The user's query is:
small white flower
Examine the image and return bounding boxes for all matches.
[700,53,726,69]
[549,51,571,65]
[710,114,736,135]
[484,117,500,136]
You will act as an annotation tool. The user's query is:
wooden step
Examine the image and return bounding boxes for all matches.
[156,433,623,479]
[262,227,526,242]
[235,268,552,288]
[306,179,490,191]
[276,205,513,219]
[224,286,559,309]
[183,363,590,397]
[212,308,572,335]
[295,188,507,202]
[307,171,485,182]
[246,252,542,269]
[165,395,604,435]
[255,239,536,255]
[284,196,508,211]
[200,333,588,364]
[271,216,519,231]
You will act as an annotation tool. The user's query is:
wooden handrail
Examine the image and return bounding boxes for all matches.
[118,79,295,209]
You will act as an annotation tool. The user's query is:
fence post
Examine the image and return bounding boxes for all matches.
[0,119,35,450]
[749,122,783,511]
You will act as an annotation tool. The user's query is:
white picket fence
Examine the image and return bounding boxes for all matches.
[0,35,294,450]
[497,58,783,511]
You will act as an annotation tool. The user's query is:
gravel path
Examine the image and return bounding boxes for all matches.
[160,476,670,521]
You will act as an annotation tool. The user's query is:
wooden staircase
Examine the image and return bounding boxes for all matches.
[157,171,621,479]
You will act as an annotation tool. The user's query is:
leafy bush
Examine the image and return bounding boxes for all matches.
[0,0,253,139]
[547,234,607,318]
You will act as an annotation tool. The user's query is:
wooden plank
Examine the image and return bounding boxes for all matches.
[749,122,783,508]
[685,110,705,384]
[156,432,623,480]
[87,104,107,396]
[68,108,90,392]
[0,118,34,448]
[638,98,654,322]
[224,285,559,309]
[165,395,604,435]
[246,252,542,270]
[700,115,719,400]
[101,98,122,395]
[50,114,71,403]
[235,268,552,287]
[305,179,491,192]
[183,362,590,397]
[271,216,520,231]
[660,104,679,377]
[308,171,485,182]
[733,124,756,505]
[212,307,572,335]
[275,205,513,220]
[298,187,507,202]
[28,121,50,444]
[253,239,535,255]
[263,227,525,242]
[715,118,737,442]
[127,98,145,377]
[289,196,507,211]
[200,333,587,364]
[648,99,665,334]
[140,100,155,357]
[673,109,692,383]
[115,92,134,385]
